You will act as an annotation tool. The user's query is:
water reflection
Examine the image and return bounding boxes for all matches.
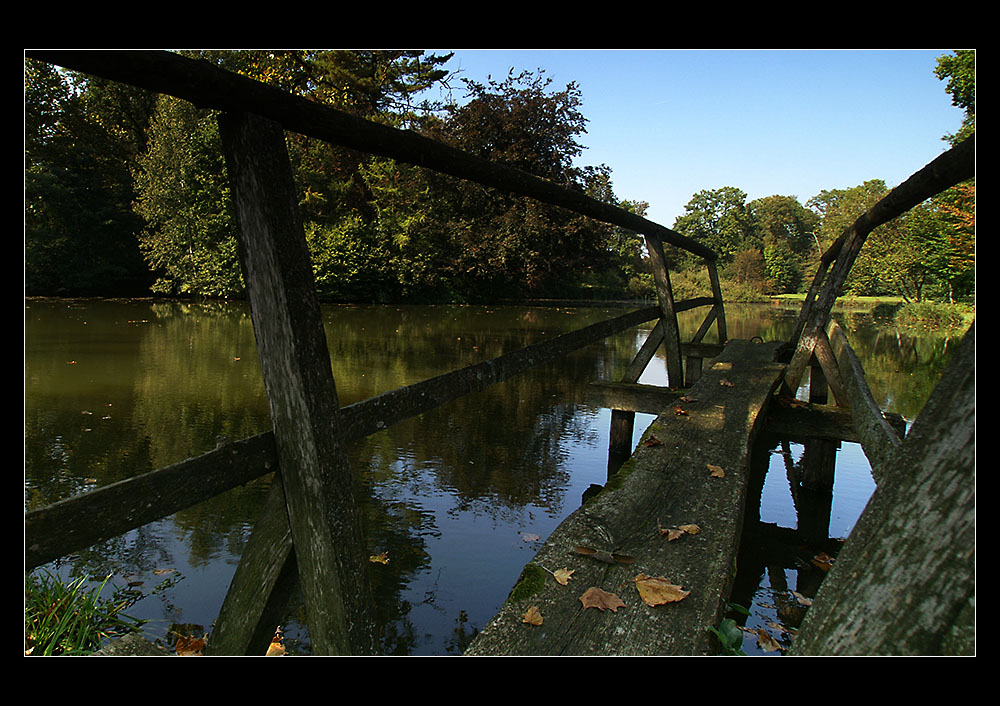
[24,299,961,654]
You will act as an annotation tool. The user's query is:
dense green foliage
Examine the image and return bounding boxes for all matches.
[23,50,974,304]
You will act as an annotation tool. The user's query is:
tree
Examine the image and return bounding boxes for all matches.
[25,58,151,296]
[133,94,241,296]
[672,187,756,267]
[934,50,975,145]
[748,195,819,294]
[424,69,616,299]
[933,50,975,301]
[131,50,455,300]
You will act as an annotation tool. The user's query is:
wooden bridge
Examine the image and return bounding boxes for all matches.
[24,51,976,656]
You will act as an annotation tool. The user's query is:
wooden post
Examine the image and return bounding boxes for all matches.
[643,233,684,387]
[607,320,665,476]
[217,111,376,655]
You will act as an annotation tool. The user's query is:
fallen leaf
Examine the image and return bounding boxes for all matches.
[792,591,813,606]
[643,436,664,447]
[633,574,690,606]
[266,627,285,656]
[521,533,540,542]
[579,586,626,612]
[153,568,176,575]
[812,552,835,571]
[659,526,685,541]
[522,606,544,626]
[657,520,700,541]
[720,379,735,387]
[708,464,725,478]
[753,628,782,652]
[175,633,207,656]
[369,552,389,564]
[553,568,575,586]
[679,396,698,403]
[673,406,689,416]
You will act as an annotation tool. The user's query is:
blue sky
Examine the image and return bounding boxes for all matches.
[430,49,966,228]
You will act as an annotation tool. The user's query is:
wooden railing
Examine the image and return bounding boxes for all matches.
[24,50,728,655]
[778,135,974,480]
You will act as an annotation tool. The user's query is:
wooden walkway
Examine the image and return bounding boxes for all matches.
[467,340,785,655]
[24,51,975,656]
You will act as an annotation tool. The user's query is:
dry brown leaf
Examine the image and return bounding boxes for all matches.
[707,464,725,478]
[633,574,690,606]
[792,591,813,606]
[175,633,207,656]
[522,606,544,626]
[266,627,286,656]
[369,552,389,564]
[643,436,664,447]
[658,520,702,540]
[720,379,735,387]
[754,628,782,652]
[579,586,626,612]
[575,546,614,563]
[812,552,835,571]
[673,406,689,416]
[679,395,698,403]
[553,568,575,586]
[660,526,685,541]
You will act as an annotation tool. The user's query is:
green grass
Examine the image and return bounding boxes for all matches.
[24,570,145,655]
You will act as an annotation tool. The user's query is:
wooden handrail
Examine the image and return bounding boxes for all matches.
[25,50,718,262]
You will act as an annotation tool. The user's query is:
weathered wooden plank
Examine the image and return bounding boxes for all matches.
[644,233,684,386]
[219,111,375,655]
[826,320,902,480]
[336,306,661,443]
[206,473,297,656]
[765,400,859,443]
[24,432,278,572]
[465,340,786,655]
[587,381,683,415]
[791,322,975,655]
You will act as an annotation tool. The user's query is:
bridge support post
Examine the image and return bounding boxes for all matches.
[212,111,376,655]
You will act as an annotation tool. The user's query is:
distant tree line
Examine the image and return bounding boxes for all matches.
[24,50,974,304]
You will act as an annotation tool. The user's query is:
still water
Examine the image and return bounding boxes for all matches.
[24,298,963,655]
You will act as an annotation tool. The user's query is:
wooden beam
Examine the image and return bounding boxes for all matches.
[644,233,684,387]
[784,136,975,393]
[25,50,717,262]
[219,111,375,655]
[826,320,902,480]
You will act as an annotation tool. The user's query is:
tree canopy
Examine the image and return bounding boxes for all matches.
[24,49,975,305]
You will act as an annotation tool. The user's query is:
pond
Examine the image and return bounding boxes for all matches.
[23,298,964,655]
